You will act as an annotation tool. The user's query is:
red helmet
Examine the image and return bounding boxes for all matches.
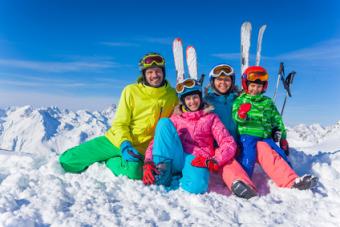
[241,66,269,93]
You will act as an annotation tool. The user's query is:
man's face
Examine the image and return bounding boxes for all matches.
[145,67,164,87]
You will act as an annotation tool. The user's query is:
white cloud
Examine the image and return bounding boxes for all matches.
[276,39,340,61]
[100,41,139,47]
[0,73,127,90]
[140,37,173,45]
[0,90,119,111]
[0,58,121,73]
[210,53,240,60]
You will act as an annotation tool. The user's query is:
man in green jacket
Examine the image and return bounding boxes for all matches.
[59,53,178,180]
[232,66,290,177]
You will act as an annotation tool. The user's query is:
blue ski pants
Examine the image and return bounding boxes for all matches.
[151,118,209,194]
[238,134,290,177]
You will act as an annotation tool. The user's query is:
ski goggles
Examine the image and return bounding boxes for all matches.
[209,64,234,77]
[175,78,196,93]
[141,55,165,68]
[246,71,268,82]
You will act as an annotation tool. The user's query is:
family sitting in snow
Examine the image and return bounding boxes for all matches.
[59,52,317,199]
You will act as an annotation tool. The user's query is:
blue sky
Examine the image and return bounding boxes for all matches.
[0,0,339,125]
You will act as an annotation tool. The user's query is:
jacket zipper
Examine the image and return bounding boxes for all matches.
[158,107,163,120]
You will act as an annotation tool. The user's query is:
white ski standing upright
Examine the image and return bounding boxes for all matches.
[186,46,198,80]
[256,24,267,66]
[172,38,185,83]
[241,21,252,74]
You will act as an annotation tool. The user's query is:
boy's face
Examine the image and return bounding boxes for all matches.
[184,94,201,112]
[213,75,232,94]
[247,83,264,96]
[145,67,164,87]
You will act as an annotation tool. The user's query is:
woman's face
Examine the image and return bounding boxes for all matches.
[213,75,232,94]
[184,94,201,112]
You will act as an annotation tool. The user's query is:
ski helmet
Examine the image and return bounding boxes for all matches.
[209,64,235,84]
[138,52,165,74]
[241,66,268,93]
[176,78,203,109]
[208,64,236,94]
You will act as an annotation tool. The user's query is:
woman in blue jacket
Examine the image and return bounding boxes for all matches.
[204,64,239,142]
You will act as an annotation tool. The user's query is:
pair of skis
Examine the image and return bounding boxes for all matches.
[240,22,296,116]
[172,38,204,84]
[273,62,296,116]
[240,22,267,74]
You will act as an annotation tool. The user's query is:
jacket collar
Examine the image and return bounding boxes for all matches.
[240,92,266,101]
[174,103,214,120]
[207,87,237,102]
[137,80,173,97]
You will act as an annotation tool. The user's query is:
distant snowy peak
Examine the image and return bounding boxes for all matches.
[0,105,116,154]
[287,121,340,152]
[0,105,338,155]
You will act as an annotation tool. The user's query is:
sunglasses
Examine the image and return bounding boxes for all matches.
[210,64,234,77]
[141,55,165,68]
[175,78,196,93]
[247,71,268,82]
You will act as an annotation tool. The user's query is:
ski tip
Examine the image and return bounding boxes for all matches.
[260,24,267,30]
[186,45,195,51]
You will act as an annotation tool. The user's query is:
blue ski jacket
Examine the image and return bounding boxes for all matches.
[204,87,239,142]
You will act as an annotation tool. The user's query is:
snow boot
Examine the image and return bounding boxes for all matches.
[292,174,318,190]
[231,180,257,199]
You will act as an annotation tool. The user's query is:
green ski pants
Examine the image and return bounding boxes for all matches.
[59,136,143,180]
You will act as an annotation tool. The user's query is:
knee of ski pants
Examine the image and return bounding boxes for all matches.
[59,149,84,173]
[106,157,143,180]
[156,117,173,129]
[239,135,259,161]
[180,154,210,194]
[262,138,289,163]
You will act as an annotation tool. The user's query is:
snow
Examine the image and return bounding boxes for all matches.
[0,106,340,226]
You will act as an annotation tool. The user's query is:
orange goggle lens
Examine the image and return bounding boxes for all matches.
[175,79,196,93]
[247,71,268,82]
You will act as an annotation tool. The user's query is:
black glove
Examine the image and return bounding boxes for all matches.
[271,127,281,142]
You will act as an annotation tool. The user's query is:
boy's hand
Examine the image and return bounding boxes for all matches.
[238,103,252,119]
[191,156,219,172]
[280,139,289,156]
[272,127,282,142]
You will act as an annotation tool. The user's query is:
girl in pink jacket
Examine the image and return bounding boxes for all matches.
[143,79,257,197]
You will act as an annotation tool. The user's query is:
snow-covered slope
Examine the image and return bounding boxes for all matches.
[0,105,116,155]
[0,106,339,226]
[287,121,340,154]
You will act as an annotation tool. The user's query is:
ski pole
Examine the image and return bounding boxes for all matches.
[280,71,296,116]
[273,62,284,103]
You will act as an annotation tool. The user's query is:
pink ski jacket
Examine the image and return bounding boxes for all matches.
[145,104,237,166]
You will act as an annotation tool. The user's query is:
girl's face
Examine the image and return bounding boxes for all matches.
[247,83,264,96]
[184,94,201,112]
[213,76,232,94]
